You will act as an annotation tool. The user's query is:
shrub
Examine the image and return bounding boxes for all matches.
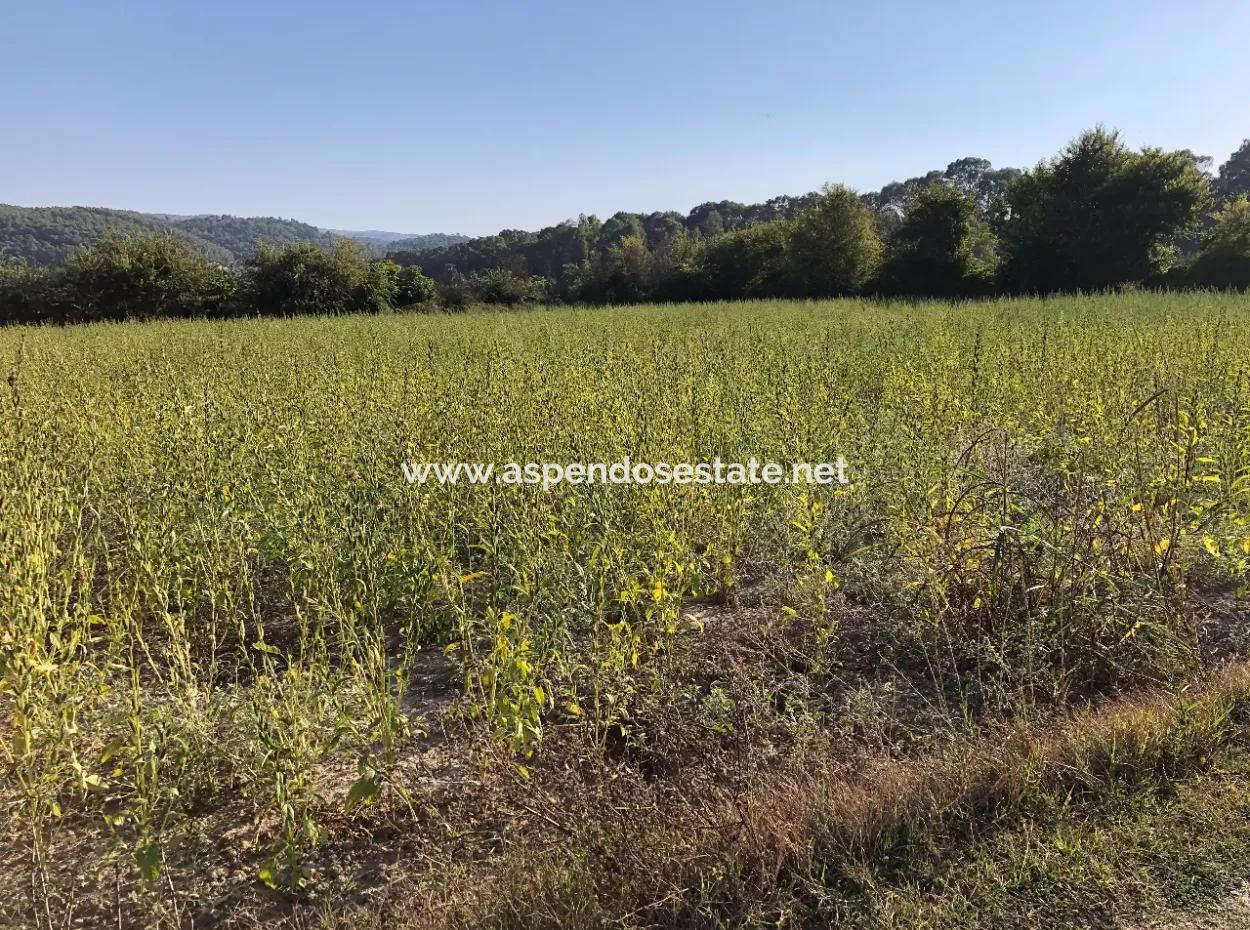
[468,267,546,306]
[0,262,61,324]
[239,237,389,317]
[40,232,236,323]
[393,264,437,307]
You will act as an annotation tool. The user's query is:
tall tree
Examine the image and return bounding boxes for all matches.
[697,220,794,299]
[1184,195,1250,289]
[1217,139,1250,203]
[786,185,883,297]
[998,128,1212,293]
[879,184,996,296]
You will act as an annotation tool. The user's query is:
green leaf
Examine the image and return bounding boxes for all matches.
[134,842,161,881]
[344,773,380,811]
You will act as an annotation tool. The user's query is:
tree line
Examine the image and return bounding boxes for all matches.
[2,128,1248,325]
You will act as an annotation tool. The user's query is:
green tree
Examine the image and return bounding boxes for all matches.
[240,238,388,316]
[393,265,437,307]
[689,205,725,237]
[598,213,647,250]
[598,234,656,303]
[998,128,1212,293]
[696,220,794,299]
[1183,195,1250,289]
[59,232,236,322]
[879,184,997,296]
[1216,139,1250,203]
[469,268,545,306]
[786,185,883,296]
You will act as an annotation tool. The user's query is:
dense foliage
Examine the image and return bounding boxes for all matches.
[1,128,1248,325]
[878,184,997,296]
[0,205,460,266]
[385,232,472,252]
[1217,139,1250,202]
[1181,195,1250,289]
[169,214,334,258]
[0,205,234,265]
[381,128,1243,308]
[0,235,438,323]
[238,239,395,317]
[996,129,1212,292]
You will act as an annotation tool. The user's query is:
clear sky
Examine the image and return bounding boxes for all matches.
[3,0,1248,236]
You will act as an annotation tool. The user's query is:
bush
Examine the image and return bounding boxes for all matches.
[239,238,390,317]
[468,268,546,306]
[0,262,60,325]
[393,265,437,307]
[17,232,237,323]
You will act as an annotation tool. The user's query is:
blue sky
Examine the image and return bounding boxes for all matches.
[3,0,1247,236]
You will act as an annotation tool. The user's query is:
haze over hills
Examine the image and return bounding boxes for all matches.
[329,230,472,252]
[0,204,466,265]
[325,228,424,242]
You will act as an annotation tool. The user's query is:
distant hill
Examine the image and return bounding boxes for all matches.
[381,232,470,251]
[327,229,470,255]
[173,214,335,258]
[0,204,465,266]
[325,228,422,243]
[0,205,236,265]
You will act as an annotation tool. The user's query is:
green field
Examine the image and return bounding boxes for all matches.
[4,293,1250,928]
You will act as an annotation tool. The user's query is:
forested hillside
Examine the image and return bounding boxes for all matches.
[384,232,472,252]
[0,205,234,265]
[169,214,334,257]
[0,205,463,266]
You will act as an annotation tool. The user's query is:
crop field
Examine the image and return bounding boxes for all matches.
[4,293,1250,929]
